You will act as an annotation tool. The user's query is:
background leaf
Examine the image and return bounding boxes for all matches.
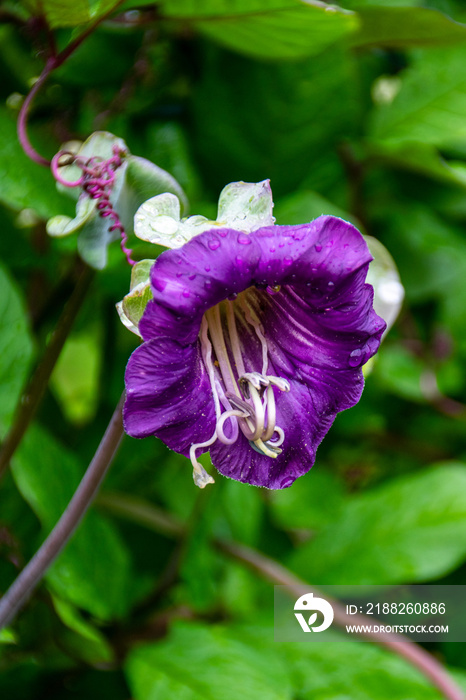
[125,621,292,700]
[160,0,357,61]
[289,464,466,584]
[0,263,34,433]
[370,46,466,147]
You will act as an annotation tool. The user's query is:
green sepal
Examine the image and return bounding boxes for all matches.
[47,132,187,270]
[116,259,155,336]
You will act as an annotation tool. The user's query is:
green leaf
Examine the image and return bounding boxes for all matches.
[161,0,357,61]
[282,634,458,700]
[190,45,361,195]
[370,46,466,147]
[24,0,122,28]
[49,328,102,425]
[274,189,358,226]
[379,206,466,332]
[11,424,132,619]
[374,344,427,403]
[0,628,17,645]
[353,7,466,49]
[0,263,34,435]
[125,621,292,700]
[26,0,91,27]
[52,596,114,664]
[125,155,188,216]
[121,280,153,330]
[221,480,264,546]
[269,469,344,532]
[289,463,466,584]
[0,108,71,219]
[367,142,466,190]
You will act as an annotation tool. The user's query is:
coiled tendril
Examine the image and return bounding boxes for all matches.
[51,145,135,266]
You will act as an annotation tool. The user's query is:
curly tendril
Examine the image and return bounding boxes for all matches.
[51,146,135,266]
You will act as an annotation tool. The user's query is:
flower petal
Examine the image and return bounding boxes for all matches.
[125,215,386,488]
[124,337,216,455]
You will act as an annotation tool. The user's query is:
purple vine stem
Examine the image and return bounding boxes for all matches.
[17,62,54,167]
[0,393,125,630]
[17,0,126,167]
[51,148,136,266]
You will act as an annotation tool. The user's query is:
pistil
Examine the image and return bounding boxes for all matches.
[190,294,291,486]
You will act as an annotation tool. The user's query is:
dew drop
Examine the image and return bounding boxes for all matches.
[348,348,363,367]
[189,273,196,281]
[328,281,334,287]
[204,279,212,289]
[237,232,251,245]
[205,265,211,272]
[283,256,293,266]
[315,244,322,252]
[208,239,220,250]
[269,247,276,253]
[278,241,285,248]
[182,288,191,298]
[218,229,228,238]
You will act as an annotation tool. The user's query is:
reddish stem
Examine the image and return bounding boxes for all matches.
[17,0,126,167]
[17,62,54,167]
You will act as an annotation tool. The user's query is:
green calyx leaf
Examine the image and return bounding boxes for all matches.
[47,131,187,270]
[116,259,155,337]
[364,235,404,335]
[134,179,274,250]
[217,180,274,230]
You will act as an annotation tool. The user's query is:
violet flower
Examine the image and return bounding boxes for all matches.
[123,185,385,489]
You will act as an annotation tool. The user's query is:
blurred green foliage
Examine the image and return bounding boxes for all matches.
[1,0,466,697]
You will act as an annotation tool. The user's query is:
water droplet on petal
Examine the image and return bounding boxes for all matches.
[237,232,251,245]
[204,279,212,289]
[283,256,293,266]
[204,265,211,272]
[208,239,220,250]
[315,244,322,252]
[182,288,191,298]
[189,273,196,281]
[328,281,334,287]
[348,348,363,367]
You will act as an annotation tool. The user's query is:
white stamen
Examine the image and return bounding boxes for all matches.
[226,300,246,377]
[237,295,269,375]
[262,384,276,442]
[205,306,240,396]
[189,436,216,488]
[216,409,248,445]
[269,426,285,447]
